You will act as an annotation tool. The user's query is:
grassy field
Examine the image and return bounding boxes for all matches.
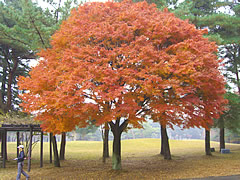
[1,139,240,180]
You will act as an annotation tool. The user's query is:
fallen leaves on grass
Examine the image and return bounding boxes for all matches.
[1,139,240,180]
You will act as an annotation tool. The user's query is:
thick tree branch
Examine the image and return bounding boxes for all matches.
[120,119,128,133]
[116,118,120,127]
[108,121,115,131]
[136,108,150,116]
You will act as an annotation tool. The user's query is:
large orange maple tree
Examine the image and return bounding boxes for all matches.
[18,0,227,170]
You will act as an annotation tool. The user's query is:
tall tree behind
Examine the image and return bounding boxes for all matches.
[0,0,80,114]
[130,0,179,9]
[174,1,240,91]
[0,0,79,162]
[172,0,234,155]
[0,0,32,113]
[214,92,240,151]
[185,1,240,152]
[216,2,240,95]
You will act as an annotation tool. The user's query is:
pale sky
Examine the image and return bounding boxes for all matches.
[34,0,109,8]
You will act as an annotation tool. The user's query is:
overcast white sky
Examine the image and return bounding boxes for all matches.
[34,0,187,8]
[34,0,232,15]
[34,0,109,8]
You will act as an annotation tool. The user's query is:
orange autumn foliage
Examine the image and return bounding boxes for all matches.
[18,0,227,134]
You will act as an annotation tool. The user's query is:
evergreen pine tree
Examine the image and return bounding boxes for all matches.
[174,0,240,151]
[0,0,78,113]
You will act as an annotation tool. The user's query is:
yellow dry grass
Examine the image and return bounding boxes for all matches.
[1,139,240,180]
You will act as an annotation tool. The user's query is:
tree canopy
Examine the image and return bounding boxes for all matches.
[19,0,226,134]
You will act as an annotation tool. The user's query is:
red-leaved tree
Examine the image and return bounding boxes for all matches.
[18,0,227,169]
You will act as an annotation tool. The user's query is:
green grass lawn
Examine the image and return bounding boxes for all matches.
[1,139,240,180]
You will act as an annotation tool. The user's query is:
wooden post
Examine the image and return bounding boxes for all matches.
[3,130,7,160]
[17,132,20,157]
[28,126,33,172]
[1,131,3,158]
[49,133,52,164]
[2,129,6,168]
[40,131,43,167]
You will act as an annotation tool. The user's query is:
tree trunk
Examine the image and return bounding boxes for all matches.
[205,129,212,156]
[0,65,7,111]
[51,134,60,167]
[160,124,164,156]
[235,65,240,94]
[102,122,109,163]
[6,54,18,112]
[109,119,128,170]
[112,131,121,170]
[220,128,225,151]
[49,133,52,164]
[161,124,171,160]
[60,132,66,160]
